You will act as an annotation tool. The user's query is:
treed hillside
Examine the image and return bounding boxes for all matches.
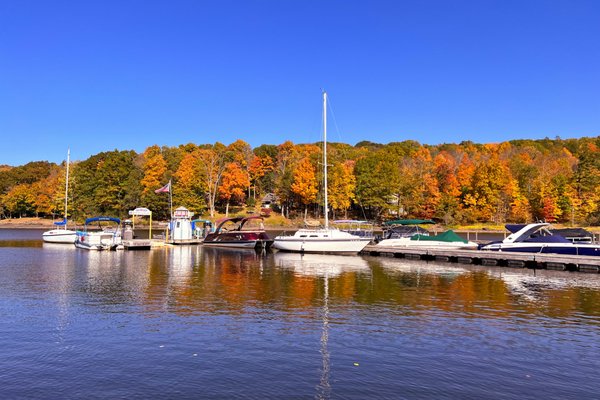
[1,137,599,225]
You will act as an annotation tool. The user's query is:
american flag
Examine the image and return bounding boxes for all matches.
[154,181,171,194]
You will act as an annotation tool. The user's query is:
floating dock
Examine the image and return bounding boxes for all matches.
[167,238,203,245]
[122,239,152,250]
[362,245,600,273]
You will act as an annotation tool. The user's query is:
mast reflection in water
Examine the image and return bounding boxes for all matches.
[274,253,371,399]
[1,229,600,399]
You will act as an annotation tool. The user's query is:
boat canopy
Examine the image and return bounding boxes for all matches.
[385,225,430,239]
[505,224,528,233]
[384,219,435,226]
[215,215,264,231]
[53,218,67,226]
[84,216,121,225]
[411,230,467,243]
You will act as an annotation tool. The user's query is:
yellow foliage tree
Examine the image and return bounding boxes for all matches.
[291,157,318,219]
[328,160,356,219]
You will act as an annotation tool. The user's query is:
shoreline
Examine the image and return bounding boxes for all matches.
[1,217,598,234]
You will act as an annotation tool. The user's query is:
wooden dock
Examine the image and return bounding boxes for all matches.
[362,245,600,273]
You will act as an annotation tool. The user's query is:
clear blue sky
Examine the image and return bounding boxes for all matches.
[1,0,599,166]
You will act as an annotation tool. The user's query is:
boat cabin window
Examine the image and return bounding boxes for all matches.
[310,235,318,237]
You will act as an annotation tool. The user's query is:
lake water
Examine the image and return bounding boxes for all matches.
[1,229,600,399]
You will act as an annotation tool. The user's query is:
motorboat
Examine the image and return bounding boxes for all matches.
[42,149,77,244]
[378,219,434,241]
[377,229,478,249]
[480,223,600,256]
[272,92,371,254]
[202,215,273,250]
[549,227,594,244]
[74,216,123,250]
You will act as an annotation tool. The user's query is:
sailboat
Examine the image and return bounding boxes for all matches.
[42,149,78,244]
[272,92,371,253]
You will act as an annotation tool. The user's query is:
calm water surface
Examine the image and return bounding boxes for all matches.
[1,229,599,399]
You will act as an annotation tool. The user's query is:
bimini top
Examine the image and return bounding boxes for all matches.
[383,219,435,226]
[214,215,265,232]
[84,216,121,225]
[502,223,571,244]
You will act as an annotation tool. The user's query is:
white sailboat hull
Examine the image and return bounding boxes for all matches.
[42,229,78,244]
[273,229,371,253]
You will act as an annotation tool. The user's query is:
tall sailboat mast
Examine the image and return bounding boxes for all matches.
[64,148,70,226]
[323,91,329,229]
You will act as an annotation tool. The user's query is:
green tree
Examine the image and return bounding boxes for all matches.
[71,150,142,219]
[355,150,399,219]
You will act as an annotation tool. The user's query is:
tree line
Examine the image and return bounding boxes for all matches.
[1,136,599,225]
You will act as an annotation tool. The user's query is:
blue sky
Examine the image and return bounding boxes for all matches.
[1,0,599,166]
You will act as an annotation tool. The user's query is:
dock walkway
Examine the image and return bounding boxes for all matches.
[362,245,600,273]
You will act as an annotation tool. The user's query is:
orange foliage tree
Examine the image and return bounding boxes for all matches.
[219,162,251,216]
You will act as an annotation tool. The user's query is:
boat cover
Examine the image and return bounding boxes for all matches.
[53,218,67,226]
[411,230,468,243]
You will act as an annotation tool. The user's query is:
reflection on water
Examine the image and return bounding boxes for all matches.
[274,252,370,277]
[1,231,600,399]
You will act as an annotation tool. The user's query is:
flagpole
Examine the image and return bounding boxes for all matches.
[169,179,173,219]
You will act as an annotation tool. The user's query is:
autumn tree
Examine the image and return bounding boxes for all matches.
[273,141,298,218]
[433,151,461,224]
[196,143,228,217]
[328,160,356,219]
[2,184,36,217]
[173,149,206,215]
[139,145,169,218]
[291,157,318,220]
[463,155,513,222]
[219,162,251,216]
[248,153,274,202]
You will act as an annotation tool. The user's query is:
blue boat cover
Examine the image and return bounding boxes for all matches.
[53,218,67,226]
[505,224,527,233]
[85,216,121,225]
